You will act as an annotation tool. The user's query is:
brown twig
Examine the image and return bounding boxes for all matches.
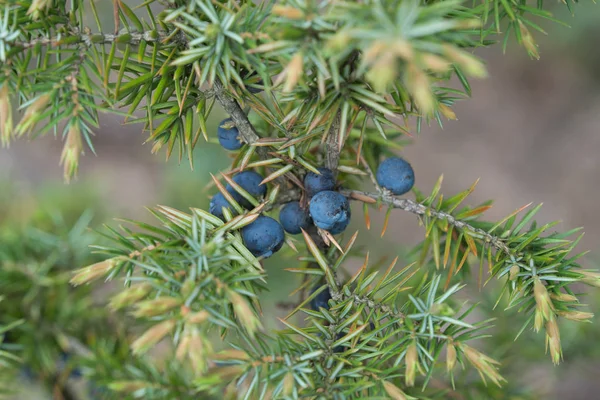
[213,80,295,188]
[325,112,341,175]
[213,81,264,148]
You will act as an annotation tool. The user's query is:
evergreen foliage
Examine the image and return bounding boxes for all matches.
[0,0,598,399]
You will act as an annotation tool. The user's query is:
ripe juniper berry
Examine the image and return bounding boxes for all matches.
[309,191,351,234]
[376,157,415,196]
[328,214,350,235]
[217,118,243,150]
[209,192,237,220]
[241,215,285,258]
[228,171,267,209]
[310,284,332,311]
[279,201,312,234]
[304,167,336,197]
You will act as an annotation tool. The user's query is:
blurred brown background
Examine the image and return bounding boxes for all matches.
[2,3,600,399]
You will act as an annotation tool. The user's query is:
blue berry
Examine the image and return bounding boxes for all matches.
[228,171,267,209]
[209,192,237,220]
[376,157,415,195]
[328,216,350,235]
[310,284,332,311]
[241,215,285,258]
[304,167,335,197]
[217,118,243,150]
[309,191,351,234]
[279,201,312,234]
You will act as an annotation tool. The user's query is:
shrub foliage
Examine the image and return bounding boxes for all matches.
[0,1,597,399]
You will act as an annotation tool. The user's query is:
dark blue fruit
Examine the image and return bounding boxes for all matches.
[376,157,415,196]
[279,201,312,234]
[328,215,350,235]
[304,167,335,197]
[228,171,267,209]
[309,191,351,234]
[217,118,243,150]
[241,215,285,258]
[209,192,237,220]
[310,284,331,311]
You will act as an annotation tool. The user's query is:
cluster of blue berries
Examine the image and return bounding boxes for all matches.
[211,117,354,258]
[213,117,413,351]
[213,118,286,258]
[279,167,351,236]
[213,116,414,259]
[209,169,284,258]
[208,165,352,259]
[278,157,414,239]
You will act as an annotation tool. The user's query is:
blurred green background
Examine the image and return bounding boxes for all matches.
[2,2,600,399]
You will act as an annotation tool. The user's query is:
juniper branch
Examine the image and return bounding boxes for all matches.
[326,112,341,174]
[324,51,361,175]
[332,290,406,324]
[340,189,513,256]
[213,80,297,188]
[10,30,179,50]
[282,270,407,324]
[213,80,263,149]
